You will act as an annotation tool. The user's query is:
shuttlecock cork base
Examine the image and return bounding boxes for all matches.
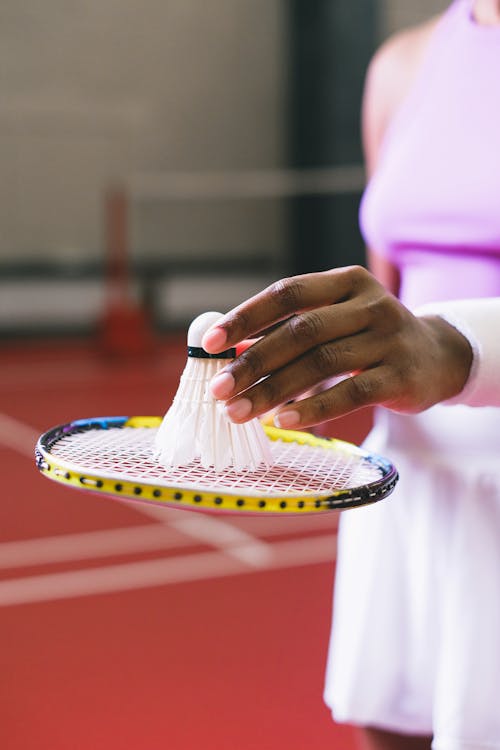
[154,311,272,473]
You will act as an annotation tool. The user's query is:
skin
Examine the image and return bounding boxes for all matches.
[473,0,500,23]
[202,267,472,430]
[203,2,499,748]
[357,728,435,750]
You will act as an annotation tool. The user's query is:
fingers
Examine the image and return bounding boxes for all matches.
[202,266,372,353]
[274,367,391,429]
[210,299,371,402]
[197,265,414,427]
[222,330,386,423]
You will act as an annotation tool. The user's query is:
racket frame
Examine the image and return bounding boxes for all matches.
[35,416,398,514]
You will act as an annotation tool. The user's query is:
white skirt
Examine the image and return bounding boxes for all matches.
[324,404,500,749]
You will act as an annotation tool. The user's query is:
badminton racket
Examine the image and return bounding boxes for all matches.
[35,416,398,514]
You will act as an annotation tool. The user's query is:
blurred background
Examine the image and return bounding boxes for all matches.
[1,2,448,749]
[0,0,447,338]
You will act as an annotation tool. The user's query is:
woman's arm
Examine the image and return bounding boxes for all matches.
[202,267,474,429]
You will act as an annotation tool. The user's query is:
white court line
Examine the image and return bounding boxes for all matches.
[168,514,272,567]
[230,513,339,535]
[0,514,337,569]
[0,525,191,569]
[0,516,273,571]
[0,412,40,458]
[112,503,273,567]
[0,534,337,607]
[1,412,273,568]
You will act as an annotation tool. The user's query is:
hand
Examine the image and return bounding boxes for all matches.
[201,266,473,429]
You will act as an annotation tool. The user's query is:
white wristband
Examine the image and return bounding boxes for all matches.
[414,297,500,408]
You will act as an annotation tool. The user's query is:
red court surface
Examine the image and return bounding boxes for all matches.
[0,338,373,749]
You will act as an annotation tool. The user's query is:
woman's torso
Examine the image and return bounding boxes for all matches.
[360,0,500,454]
[360,0,500,309]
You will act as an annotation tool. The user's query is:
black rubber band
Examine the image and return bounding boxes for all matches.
[187,346,236,359]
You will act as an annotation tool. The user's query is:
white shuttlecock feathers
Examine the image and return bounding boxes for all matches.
[154,311,272,473]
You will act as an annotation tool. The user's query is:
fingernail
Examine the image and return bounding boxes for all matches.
[274,410,300,429]
[210,371,235,400]
[225,398,252,422]
[202,326,227,352]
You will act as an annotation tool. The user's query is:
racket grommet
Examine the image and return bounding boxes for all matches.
[79,476,103,488]
[133,487,142,495]
[174,492,183,501]
[258,500,266,509]
[236,499,245,507]
[297,501,305,509]
[315,500,322,508]
[214,497,223,505]
[115,483,123,492]
[153,489,162,498]
[194,494,202,503]
[279,501,287,510]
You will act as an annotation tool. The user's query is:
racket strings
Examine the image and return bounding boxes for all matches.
[49,427,383,497]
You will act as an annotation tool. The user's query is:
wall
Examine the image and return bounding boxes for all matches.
[0,0,453,332]
[0,1,286,264]
[0,1,452,267]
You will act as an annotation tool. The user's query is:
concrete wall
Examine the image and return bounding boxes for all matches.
[0,1,453,266]
[0,1,286,263]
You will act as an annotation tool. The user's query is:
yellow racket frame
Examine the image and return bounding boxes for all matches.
[35,416,398,514]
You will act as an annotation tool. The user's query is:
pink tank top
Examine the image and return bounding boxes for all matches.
[359,0,500,308]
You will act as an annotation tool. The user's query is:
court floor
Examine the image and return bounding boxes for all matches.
[0,336,372,749]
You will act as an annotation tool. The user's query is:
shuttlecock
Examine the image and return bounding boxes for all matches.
[154,311,272,473]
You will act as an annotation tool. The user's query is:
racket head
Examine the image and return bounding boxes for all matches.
[35,416,398,514]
